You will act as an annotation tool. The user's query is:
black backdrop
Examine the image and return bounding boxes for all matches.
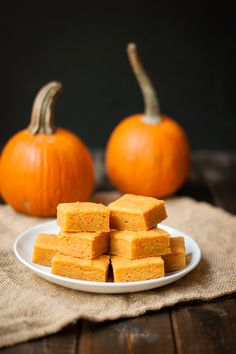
[1,0,235,150]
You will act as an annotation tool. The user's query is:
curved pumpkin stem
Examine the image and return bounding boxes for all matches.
[127,43,161,124]
[28,81,62,134]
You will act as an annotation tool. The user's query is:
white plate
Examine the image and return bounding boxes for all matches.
[14,220,201,294]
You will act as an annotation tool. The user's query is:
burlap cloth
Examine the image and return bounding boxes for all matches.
[1,195,236,347]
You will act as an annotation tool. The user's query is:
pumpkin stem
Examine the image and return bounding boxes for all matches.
[127,43,161,124]
[28,81,62,134]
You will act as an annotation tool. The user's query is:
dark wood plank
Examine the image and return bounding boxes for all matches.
[194,152,236,213]
[42,323,78,354]
[77,312,176,354]
[1,342,35,354]
[171,151,236,354]
[1,324,78,354]
[176,156,213,203]
[171,297,236,354]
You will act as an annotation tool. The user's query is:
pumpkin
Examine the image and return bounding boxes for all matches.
[0,82,94,216]
[106,43,190,198]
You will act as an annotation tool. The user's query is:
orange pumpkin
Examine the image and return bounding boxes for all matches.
[106,43,190,198]
[0,82,94,216]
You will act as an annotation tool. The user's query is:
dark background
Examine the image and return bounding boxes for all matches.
[1,0,235,150]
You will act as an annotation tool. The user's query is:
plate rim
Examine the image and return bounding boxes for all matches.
[14,219,201,289]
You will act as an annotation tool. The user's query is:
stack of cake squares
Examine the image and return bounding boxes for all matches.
[53,202,111,281]
[109,194,186,282]
[32,194,186,283]
[33,202,111,282]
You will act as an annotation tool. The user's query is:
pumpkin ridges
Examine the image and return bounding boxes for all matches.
[0,128,94,216]
[0,131,30,212]
[60,130,94,202]
[106,114,190,198]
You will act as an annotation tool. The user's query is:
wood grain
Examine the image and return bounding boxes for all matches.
[171,297,236,354]
[1,324,78,354]
[77,312,175,354]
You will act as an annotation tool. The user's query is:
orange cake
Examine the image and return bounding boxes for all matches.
[108,194,167,231]
[162,237,186,272]
[57,202,110,232]
[110,228,171,259]
[58,231,109,259]
[52,253,110,282]
[111,256,164,282]
[32,234,59,266]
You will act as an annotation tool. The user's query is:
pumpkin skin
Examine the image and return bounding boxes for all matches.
[0,82,94,216]
[106,43,190,198]
[106,114,190,197]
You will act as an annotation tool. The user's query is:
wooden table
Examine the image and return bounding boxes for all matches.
[1,151,236,353]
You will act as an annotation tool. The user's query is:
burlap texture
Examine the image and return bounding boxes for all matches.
[1,196,236,347]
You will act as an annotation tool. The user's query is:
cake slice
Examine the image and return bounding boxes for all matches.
[57,202,110,232]
[32,234,59,266]
[111,256,164,282]
[52,253,110,282]
[58,231,109,259]
[162,237,186,272]
[110,228,171,259]
[108,194,167,231]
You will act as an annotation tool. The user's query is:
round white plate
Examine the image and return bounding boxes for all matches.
[14,220,201,294]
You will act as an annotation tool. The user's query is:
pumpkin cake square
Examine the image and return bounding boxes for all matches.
[32,234,59,266]
[51,253,110,282]
[57,202,110,232]
[111,256,164,282]
[58,231,109,259]
[110,228,171,259]
[162,237,186,272]
[108,194,167,231]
